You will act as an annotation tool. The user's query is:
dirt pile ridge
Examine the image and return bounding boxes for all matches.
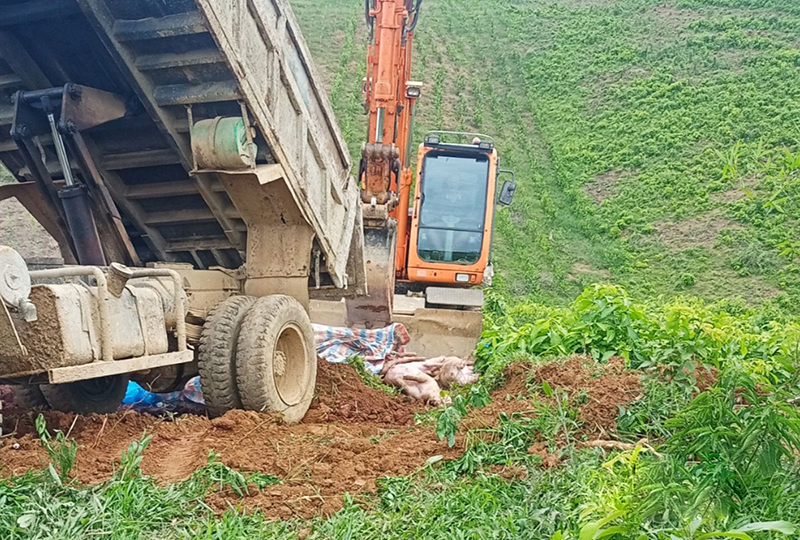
[0,356,642,519]
[0,362,452,519]
[473,355,642,437]
[304,360,417,424]
[532,355,642,435]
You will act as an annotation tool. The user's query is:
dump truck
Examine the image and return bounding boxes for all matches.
[0,0,368,420]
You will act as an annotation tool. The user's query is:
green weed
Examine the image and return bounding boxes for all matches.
[435,385,492,447]
[190,451,282,497]
[347,356,400,396]
[35,414,77,485]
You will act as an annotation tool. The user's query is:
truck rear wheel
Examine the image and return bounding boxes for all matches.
[198,295,256,416]
[40,375,128,415]
[236,295,316,424]
[13,385,49,410]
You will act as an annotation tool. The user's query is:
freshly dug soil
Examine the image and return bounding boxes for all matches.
[304,361,417,425]
[0,356,642,519]
[0,362,452,519]
[472,355,642,436]
[532,355,642,434]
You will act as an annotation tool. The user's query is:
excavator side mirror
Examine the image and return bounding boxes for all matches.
[499,181,516,205]
[497,170,516,206]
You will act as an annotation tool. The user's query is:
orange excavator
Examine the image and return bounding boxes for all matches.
[345,0,517,337]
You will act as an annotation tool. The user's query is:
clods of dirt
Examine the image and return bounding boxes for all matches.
[304,361,418,425]
[527,442,561,469]
[0,357,643,520]
[0,362,450,519]
[532,355,642,435]
[470,355,642,437]
[487,464,529,481]
[657,364,718,394]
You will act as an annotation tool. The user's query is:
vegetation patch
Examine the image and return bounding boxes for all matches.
[654,211,742,251]
[583,170,628,204]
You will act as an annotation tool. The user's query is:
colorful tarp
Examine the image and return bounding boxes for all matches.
[312,323,411,372]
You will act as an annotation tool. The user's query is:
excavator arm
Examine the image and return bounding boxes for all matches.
[344,0,515,357]
[346,0,422,328]
[315,0,513,359]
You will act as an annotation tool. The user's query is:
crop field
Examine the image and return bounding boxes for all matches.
[299,0,800,312]
[2,0,800,538]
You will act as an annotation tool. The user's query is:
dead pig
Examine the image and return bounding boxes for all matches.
[382,362,444,405]
[380,355,479,405]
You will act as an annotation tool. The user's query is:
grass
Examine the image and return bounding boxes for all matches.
[1,165,12,184]
[5,0,800,538]
[0,448,597,539]
[296,0,800,313]
[5,286,800,538]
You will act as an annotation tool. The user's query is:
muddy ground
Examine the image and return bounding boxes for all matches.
[0,356,641,519]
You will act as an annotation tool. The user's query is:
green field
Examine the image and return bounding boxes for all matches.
[3,0,800,538]
[298,0,800,312]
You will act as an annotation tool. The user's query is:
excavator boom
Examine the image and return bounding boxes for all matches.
[345,0,421,329]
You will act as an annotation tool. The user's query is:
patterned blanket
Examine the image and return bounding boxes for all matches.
[312,323,410,372]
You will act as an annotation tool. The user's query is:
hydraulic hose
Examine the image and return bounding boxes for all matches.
[407,0,422,31]
[365,0,374,40]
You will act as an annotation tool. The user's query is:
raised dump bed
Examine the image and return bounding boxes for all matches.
[0,0,360,290]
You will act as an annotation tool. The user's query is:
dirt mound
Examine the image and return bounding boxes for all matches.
[472,355,641,436]
[464,356,641,440]
[0,408,455,519]
[0,358,642,519]
[532,355,642,434]
[496,362,530,398]
[464,363,539,429]
[0,362,446,519]
[305,361,417,424]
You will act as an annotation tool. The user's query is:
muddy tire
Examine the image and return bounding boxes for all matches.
[236,295,316,424]
[40,375,128,415]
[198,295,256,416]
[14,384,49,410]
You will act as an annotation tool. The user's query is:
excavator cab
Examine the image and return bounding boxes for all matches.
[409,133,498,288]
[381,132,515,359]
[405,132,514,310]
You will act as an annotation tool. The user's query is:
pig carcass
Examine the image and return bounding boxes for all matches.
[381,356,479,405]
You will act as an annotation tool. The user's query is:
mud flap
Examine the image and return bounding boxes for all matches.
[345,224,397,329]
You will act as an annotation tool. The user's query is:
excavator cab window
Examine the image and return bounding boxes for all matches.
[416,152,490,264]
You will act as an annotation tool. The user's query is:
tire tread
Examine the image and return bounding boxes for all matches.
[236,295,316,424]
[198,295,256,416]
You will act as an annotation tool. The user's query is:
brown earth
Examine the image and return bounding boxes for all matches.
[568,262,613,284]
[466,355,642,438]
[532,355,642,435]
[659,364,718,394]
[0,362,452,519]
[527,442,561,469]
[651,2,702,30]
[583,170,626,204]
[0,357,642,520]
[0,198,61,261]
[655,210,743,252]
[305,360,417,425]
[710,175,760,204]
